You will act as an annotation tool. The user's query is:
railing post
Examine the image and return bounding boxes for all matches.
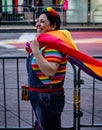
[16,58,20,127]
[2,58,7,128]
[31,6,35,26]
[76,68,84,130]
[70,63,77,130]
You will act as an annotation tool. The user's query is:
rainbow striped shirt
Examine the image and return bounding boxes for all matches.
[31,47,68,86]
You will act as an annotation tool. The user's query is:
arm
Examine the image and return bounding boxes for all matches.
[30,39,59,77]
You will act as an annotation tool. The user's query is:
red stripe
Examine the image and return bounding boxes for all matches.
[22,86,63,93]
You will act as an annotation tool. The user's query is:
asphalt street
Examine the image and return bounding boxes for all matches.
[0,31,102,56]
[0,31,102,130]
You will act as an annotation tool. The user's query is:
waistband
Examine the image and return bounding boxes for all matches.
[22,85,63,93]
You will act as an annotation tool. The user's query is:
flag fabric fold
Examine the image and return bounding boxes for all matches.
[37,30,102,81]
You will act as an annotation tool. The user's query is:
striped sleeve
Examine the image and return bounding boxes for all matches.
[43,48,63,63]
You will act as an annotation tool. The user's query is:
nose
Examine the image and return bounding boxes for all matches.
[35,21,40,28]
[36,19,41,25]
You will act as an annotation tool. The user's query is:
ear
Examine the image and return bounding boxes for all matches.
[51,28,55,30]
[51,23,56,30]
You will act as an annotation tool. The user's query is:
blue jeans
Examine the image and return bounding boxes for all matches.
[29,90,65,130]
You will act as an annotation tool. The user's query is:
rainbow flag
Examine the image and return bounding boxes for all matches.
[37,30,102,81]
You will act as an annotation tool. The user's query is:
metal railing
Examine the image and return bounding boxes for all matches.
[0,56,34,128]
[76,56,102,130]
[92,4,102,25]
[0,5,66,26]
[0,56,102,130]
[1,4,102,26]
[1,5,35,25]
[0,56,77,130]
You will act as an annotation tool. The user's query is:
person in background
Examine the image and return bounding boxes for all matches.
[36,0,44,18]
[26,7,68,130]
[23,0,33,11]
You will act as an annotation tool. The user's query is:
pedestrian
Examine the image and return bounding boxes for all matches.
[25,7,68,130]
[23,0,33,11]
[36,0,44,6]
[36,0,44,18]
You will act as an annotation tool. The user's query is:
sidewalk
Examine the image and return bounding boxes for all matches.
[0,24,102,32]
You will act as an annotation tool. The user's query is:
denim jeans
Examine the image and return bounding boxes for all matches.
[27,54,65,130]
[29,90,65,130]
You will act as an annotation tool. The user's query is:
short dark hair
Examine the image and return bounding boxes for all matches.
[41,7,61,30]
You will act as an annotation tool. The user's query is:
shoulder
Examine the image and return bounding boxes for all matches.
[42,46,62,54]
[42,46,68,58]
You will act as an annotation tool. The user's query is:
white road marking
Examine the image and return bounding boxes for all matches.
[0,33,36,49]
[0,41,16,48]
[19,33,36,42]
[0,33,102,50]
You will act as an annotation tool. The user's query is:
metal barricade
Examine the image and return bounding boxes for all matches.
[0,56,34,129]
[1,5,35,25]
[0,56,77,130]
[92,4,102,24]
[1,5,65,26]
[76,56,102,130]
[0,56,102,130]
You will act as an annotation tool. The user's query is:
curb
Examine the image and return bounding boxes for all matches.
[0,25,102,32]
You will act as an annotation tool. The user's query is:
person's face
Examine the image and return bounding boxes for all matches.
[36,0,39,5]
[35,14,53,34]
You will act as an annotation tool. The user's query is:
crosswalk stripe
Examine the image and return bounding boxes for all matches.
[0,33,36,49]
[0,42,17,48]
[19,33,36,42]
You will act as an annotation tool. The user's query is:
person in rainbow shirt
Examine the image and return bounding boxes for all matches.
[25,7,68,130]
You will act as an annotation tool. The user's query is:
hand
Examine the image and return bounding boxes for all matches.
[30,37,40,55]
[25,41,32,53]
